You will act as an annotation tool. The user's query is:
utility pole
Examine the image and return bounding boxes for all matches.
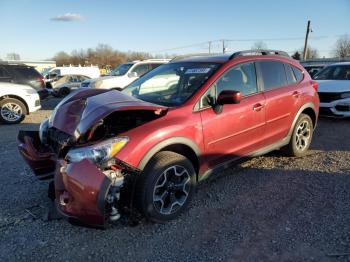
[303,20,311,61]
[222,40,225,54]
[208,41,212,54]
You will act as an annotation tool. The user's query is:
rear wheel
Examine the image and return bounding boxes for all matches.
[284,113,313,157]
[136,151,196,223]
[0,98,27,124]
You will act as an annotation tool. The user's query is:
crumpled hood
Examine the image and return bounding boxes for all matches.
[49,89,167,138]
[317,80,350,93]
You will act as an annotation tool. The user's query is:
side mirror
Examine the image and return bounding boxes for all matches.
[217,90,241,105]
[128,72,138,78]
[212,90,241,114]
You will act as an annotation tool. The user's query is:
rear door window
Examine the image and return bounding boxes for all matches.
[284,63,297,84]
[257,61,287,91]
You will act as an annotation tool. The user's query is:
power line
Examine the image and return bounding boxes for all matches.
[150,34,346,53]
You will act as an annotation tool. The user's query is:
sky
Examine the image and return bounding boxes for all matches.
[0,0,349,60]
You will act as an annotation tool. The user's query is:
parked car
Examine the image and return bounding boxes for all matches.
[44,66,100,84]
[0,82,40,124]
[0,62,48,100]
[314,62,350,117]
[80,59,170,90]
[18,50,319,227]
[303,65,324,79]
[49,75,91,97]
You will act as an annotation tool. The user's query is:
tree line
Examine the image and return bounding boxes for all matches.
[53,44,172,68]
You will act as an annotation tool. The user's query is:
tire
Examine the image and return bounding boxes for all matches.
[58,87,70,97]
[283,113,313,157]
[136,151,196,223]
[0,98,27,124]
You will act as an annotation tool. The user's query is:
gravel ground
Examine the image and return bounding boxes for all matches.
[0,98,349,262]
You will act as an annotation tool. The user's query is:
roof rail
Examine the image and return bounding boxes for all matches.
[229,49,290,59]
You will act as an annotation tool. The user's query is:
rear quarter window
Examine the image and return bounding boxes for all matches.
[291,66,304,82]
[284,63,297,84]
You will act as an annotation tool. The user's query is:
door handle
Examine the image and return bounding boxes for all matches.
[292,91,300,98]
[253,103,264,112]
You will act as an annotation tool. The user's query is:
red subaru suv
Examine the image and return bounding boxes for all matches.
[18,50,319,227]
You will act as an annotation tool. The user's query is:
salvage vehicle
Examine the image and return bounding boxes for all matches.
[314,62,350,117]
[80,59,170,90]
[0,82,41,124]
[18,50,319,227]
[47,74,91,97]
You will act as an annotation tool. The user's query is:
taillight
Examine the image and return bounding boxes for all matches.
[311,81,318,92]
[36,77,45,88]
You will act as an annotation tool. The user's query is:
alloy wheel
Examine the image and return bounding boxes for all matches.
[295,120,311,151]
[153,165,191,215]
[1,102,23,122]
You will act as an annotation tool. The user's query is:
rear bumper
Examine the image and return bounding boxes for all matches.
[320,98,350,117]
[17,131,112,227]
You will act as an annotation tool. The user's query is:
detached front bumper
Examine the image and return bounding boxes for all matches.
[18,131,113,227]
[320,98,350,117]
[55,159,111,227]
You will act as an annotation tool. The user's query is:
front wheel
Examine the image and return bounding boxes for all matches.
[136,151,196,223]
[0,98,27,124]
[283,113,314,157]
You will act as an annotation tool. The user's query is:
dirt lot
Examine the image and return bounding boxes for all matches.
[0,98,349,262]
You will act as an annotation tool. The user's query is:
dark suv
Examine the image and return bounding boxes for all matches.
[18,50,319,227]
[0,62,48,99]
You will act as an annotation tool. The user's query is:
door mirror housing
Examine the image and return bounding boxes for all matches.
[217,90,241,105]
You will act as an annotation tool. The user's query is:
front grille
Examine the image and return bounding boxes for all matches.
[318,92,342,103]
[47,127,74,153]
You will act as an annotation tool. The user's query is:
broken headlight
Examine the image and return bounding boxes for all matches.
[66,137,129,164]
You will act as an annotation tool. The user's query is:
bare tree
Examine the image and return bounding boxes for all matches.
[6,53,21,60]
[53,51,71,66]
[52,44,155,68]
[251,41,268,50]
[300,46,319,60]
[333,35,350,58]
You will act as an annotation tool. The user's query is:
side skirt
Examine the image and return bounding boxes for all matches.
[198,136,291,182]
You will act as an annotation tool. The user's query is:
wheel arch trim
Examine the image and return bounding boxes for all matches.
[137,137,201,171]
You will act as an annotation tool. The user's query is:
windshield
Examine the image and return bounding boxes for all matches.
[110,63,134,76]
[122,62,220,106]
[314,65,350,80]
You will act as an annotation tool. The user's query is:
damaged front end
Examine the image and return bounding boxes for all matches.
[17,89,167,227]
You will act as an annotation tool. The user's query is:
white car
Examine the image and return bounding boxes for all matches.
[315,62,350,117]
[44,66,100,83]
[80,59,170,90]
[0,82,41,124]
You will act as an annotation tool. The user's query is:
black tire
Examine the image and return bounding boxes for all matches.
[136,151,196,223]
[0,98,27,124]
[59,87,70,97]
[283,113,313,157]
